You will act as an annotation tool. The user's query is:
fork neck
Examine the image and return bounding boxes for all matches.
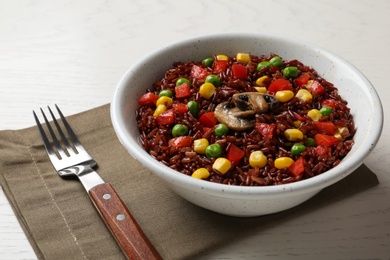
[59,164,105,191]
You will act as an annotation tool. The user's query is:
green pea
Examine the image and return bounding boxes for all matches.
[291,143,306,156]
[305,137,316,147]
[187,100,199,117]
[269,56,283,67]
[214,124,229,137]
[283,66,299,78]
[202,58,214,68]
[256,61,270,71]
[176,78,191,87]
[158,89,173,98]
[205,74,221,87]
[172,124,189,137]
[320,106,333,116]
[205,144,223,159]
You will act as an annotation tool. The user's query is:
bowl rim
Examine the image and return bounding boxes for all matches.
[111,33,384,196]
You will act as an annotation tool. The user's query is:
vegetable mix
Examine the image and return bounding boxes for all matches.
[136,52,355,186]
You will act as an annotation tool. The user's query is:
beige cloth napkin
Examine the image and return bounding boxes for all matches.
[0,104,379,259]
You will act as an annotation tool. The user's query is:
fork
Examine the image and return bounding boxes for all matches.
[33,105,162,260]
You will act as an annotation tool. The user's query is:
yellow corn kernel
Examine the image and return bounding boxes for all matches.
[275,90,294,102]
[249,151,268,168]
[295,89,313,102]
[304,80,314,89]
[274,157,295,169]
[284,129,304,141]
[199,82,216,99]
[339,127,349,135]
[293,120,302,128]
[193,138,209,154]
[334,131,342,140]
[192,168,210,179]
[254,86,267,93]
[255,76,268,87]
[212,158,232,174]
[216,54,228,61]
[156,96,173,107]
[236,53,251,63]
[334,127,349,140]
[153,104,167,117]
[307,109,322,121]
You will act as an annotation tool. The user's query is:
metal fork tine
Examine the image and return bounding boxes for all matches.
[48,106,76,156]
[40,108,68,159]
[33,110,57,157]
[55,104,82,151]
[55,105,81,149]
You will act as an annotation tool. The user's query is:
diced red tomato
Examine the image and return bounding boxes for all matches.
[288,157,305,177]
[255,123,276,139]
[156,109,175,125]
[138,92,158,106]
[232,64,247,79]
[175,82,191,98]
[172,103,188,114]
[268,78,293,93]
[213,60,228,74]
[226,144,245,165]
[295,73,310,86]
[168,136,193,149]
[190,65,210,81]
[314,134,340,147]
[308,80,325,95]
[314,121,336,135]
[321,99,336,109]
[314,146,328,156]
[199,112,217,127]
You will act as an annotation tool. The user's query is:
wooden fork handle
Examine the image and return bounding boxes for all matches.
[89,183,162,260]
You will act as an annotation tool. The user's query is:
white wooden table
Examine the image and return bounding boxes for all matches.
[1,0,389,259]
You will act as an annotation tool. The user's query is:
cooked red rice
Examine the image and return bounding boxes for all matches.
[136,53,355,186]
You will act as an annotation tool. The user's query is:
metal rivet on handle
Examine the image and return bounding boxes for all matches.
[103,194,111,200]
[116,214,125,221]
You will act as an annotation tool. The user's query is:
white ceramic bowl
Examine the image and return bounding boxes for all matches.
[111,33,383,217]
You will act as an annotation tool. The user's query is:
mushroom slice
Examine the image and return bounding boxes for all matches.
[214,102,255,131]
[229,107,256,118]
[232,92,278,114]
[262,94,279,110]
[213,92,279,131]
